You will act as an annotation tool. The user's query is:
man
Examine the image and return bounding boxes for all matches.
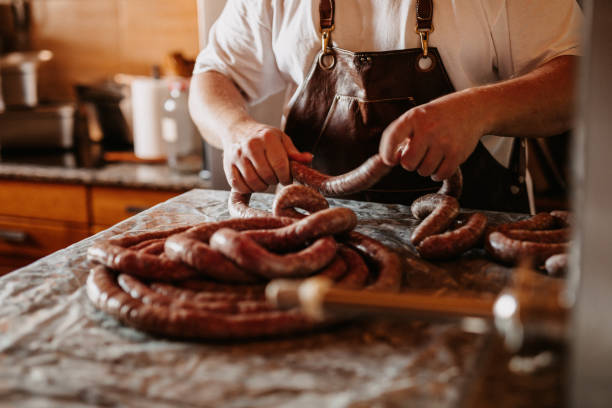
[189,0,581,213]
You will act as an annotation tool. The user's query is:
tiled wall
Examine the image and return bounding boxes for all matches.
[29,0,200,100]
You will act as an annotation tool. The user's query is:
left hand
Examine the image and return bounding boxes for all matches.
[379,91,485,181]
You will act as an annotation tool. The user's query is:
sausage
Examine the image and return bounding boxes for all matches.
[416,212,488,260]
[503,228,570,243]
[435,169,463,198]
[228,191,272,218]
[151,282,264,302]
[87,227,198,282]
[290,154,392,197]
[487,231,568,265]
[486,212,558,237]
[344,231,402,292]
[318,255,348,281]
[335,246,370,289]
[87,266,317,339]
[165,217,294,283]
[272,184,329,219]
[410,194,460,246]
[210,229,338,279]
[118,274,272,313]
[290,154,463,198]
[242,207,358,252]
[550,210,572,228]
[544,253,568,277]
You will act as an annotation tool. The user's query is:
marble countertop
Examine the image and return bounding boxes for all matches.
[0,161,212,191]
[0,190,537,407]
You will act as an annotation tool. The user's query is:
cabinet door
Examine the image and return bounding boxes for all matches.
[0,216,89,259]
[90,186,179,228]
[0,180,88,223]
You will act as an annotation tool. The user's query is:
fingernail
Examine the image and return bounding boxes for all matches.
[431,174,440,182]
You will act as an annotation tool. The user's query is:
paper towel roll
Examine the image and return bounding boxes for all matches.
[131,77,169,159]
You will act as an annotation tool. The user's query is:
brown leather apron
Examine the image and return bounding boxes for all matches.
[284,0,530,213]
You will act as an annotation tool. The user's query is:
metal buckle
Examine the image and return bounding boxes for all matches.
[321,25,335,54]
[415,24,434,57]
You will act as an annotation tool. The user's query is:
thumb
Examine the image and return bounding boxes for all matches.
[282,133,313,164]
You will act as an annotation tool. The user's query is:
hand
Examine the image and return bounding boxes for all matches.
[223,121,313,193]
[379,91,485,181]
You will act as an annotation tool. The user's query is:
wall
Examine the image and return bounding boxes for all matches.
[28,0,200,101]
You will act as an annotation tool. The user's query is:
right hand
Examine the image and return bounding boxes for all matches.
[222,122,313,193]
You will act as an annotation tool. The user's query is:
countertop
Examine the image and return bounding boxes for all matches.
[0,190,563,407]
[0,159,212,191]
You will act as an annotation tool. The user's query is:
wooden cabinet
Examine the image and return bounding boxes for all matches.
[0,180,88,223]
[90,187,178,231]
[0,180,183,275]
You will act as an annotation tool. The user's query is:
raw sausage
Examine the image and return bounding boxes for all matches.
[410,194,460,246]
[272,184,329,219]
[487,231,568,265]
[416,212,488,260]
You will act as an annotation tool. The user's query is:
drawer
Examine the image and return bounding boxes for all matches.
[0,216,89,259]
[0,180,88,223]
[91,186,179,226]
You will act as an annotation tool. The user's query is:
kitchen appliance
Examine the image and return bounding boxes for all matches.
[0,50,52,108]
[0,102,76,149]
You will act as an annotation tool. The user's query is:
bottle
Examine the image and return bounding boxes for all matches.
[161,78,203,173]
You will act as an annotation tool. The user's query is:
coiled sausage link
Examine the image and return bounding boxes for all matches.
[410,194,460,246]
[87,266,316,340]
[210,230,338,279]
[503,228,570,243]
[335,246,370,289]
[416,212,488,260]
[487,231,568,265]
[272,184,329,219]
[344,231,402,292]
[164,217,294,283]
[242,207,358,252]
[87,226,198,281]
[118,274,272,313]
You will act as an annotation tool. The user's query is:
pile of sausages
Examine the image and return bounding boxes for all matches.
[86,175,402,340]
[86,152,572,339]
[485,210,571,276]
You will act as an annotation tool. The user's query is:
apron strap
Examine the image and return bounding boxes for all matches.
[319,0,335,31]
[415,0,434,57]
[319,0,335,56]
[416,0,433,31]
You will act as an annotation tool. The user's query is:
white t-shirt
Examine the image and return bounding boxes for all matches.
[195,0,582,168]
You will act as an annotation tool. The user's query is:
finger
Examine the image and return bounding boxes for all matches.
[417,149,444,177]
[399,132,429,172]
[229,165,251,193]
[282,134,313,163]
[265,133,292,185]
[246,139,278,185]
[235,159,268,191]
[379,118,411,166]
[431,157,458,182]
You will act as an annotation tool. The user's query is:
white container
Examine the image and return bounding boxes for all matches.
[131,77,169,159]
[162,79,203,173]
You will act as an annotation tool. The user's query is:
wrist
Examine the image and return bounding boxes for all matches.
[223,115,259,148]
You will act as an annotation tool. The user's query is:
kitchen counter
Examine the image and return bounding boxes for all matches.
[0,190,564,407]
[0,161,212,191]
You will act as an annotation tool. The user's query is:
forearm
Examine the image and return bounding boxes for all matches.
[465,55,578,138]
[188,71,256,149]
